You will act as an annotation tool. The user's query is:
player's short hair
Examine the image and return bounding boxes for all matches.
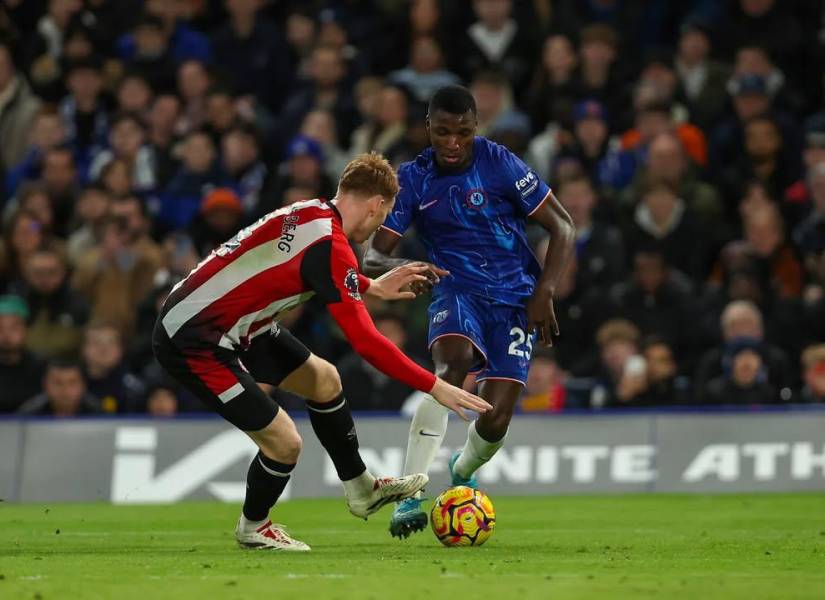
[338,153,399,201]
[428,85,477,117]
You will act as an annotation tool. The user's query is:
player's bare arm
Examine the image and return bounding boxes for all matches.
[526,191,576,346]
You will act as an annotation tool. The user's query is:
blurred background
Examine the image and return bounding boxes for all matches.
[0,0,824,421]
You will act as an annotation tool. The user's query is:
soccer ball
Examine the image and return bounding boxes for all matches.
[430,486,495,547]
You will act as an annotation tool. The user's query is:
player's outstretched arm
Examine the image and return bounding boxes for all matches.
[327,302,491,419]
[364,228,448,294]
[527,192,576,346]
[364,262,431,301]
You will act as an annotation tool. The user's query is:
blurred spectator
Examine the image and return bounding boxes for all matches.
[693,300,793,400]
[260,135,335,216]
[451,0,537,94]
[0,210,51,286]
[388,36,460,105]
[11,244,88,359]
[350,84,408,164]
[526,32,578,131]
[123,14,177,93]
[60,56,109,171]
[674,18,730,129]
[157,129,225,230]
[615,336,691,407]
[0,294,44,413]
[800,344,825,404]
[144,379,179,416]
[40,145,78,234]
[203,86,239,146]
[793,163,825,281]
[739,205,803,299]
[283,8,317,85]
[7,182,55,234]
[117,0,210,64]
[146,93,181,189]
[115,71,154,115]
[0,38,43,176]
[81,321,144,413]
[623,179,709,281]
[66,183,111,264]
[470,70,528,139]
[278,44,359,148]
[17,358,101,416]
[609,247,694,360]
[220,123,267,216]
[785,113,825,207]
[574,24,630,131]
[189,188,243,256]
[23,0,84,101]
[72,195,162,336]
[520,347,566,412]
[701,338,779,405]
[556,175,625,293]
[721,115,798,205]
[300,109,349,179]
[590,318,641,408]
[212,0,291,111]
[5,106,67,198]
[176,59,211,135]
[88,111,156,194]
[338,312,427,411]
[619,132,724,237]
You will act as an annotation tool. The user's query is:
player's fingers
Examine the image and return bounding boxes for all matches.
[393,291,418,300]
[461,391,493,412]
[450,401,470,421]
[430,265,451,277]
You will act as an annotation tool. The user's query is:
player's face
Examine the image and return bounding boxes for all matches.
[354,195,394,243]
[427,109,477,171]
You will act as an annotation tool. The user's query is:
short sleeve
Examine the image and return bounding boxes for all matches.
[300,232,364,306]
[381,164,416,236]
[496,144,551,216]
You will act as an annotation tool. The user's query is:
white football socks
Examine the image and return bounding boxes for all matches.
[454,420,506,480]
[238,514,268,532]
[403,394,449,492]
[342,470,376,499]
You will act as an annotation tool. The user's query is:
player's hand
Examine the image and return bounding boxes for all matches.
[408,262,450,295]
[367,263,430,300]
[429,377,492,421]
[526,287,560,346]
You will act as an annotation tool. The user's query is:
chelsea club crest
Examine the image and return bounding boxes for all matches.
[464,189,487,210]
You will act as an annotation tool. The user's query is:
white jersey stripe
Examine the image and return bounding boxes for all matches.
[217,291,315,349]
[218,382,244,403]
[162,217,332,338]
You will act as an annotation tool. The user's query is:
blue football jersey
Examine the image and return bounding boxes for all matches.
[383,137,551,306]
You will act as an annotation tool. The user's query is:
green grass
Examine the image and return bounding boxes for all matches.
[2,494,825,599]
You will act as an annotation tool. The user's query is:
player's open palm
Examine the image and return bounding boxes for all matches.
[430,378,493,420]
[368,263,431,300]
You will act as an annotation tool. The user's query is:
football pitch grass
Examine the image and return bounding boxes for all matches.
[2,494,825,599]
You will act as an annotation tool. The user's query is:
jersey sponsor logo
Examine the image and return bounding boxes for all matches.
[433,309,449,324]
[344,268,361,301]
[464,189,487,211]
[515,170,539,198]
[278,214,300,252]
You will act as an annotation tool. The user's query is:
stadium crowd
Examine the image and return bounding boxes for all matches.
[0,0,824,417]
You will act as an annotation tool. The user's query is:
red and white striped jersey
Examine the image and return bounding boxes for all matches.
[160,199,362,349]
[159,199,436,392]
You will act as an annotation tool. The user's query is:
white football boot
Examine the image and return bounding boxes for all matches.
[235,519,311,551]
[346,473,429,519]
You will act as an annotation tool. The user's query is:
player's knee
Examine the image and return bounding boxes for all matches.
[313,359,343,403]
[435,357,475,386]
[281,430,303,462]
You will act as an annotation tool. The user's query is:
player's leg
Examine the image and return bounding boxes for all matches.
[452,379,522,482]
[151,324,308,550]
[391,294,486,538]
[244,326,428,519]
[451,305,531,483]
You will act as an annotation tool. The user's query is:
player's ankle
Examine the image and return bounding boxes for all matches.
[238,514,268,532]
[342,469,375,497]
